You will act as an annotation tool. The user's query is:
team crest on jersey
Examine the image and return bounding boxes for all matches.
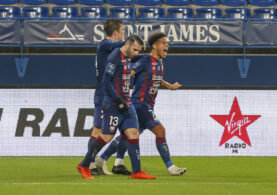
[110,126,116,132]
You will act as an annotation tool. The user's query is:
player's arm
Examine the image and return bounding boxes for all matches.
[161,80,182,90]
[103,59,128,113]
[131,56,146,77]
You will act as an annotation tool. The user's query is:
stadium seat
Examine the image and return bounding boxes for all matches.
[168,8,194,19]
[221,0,246,6]
[164,0,191,6]
[135,0,162,6]
[0,0,18,4]
[81,7,106,19]
[225,8,251,19]
[248,0,276,7]
[107,0,134,6]
[23,6,49,19]
[22,0,47,4]
[0,6,20,19]
[138,7,165,19]
[110,7,135,19]
[49,0,76,5]
[78,0,104,5]
[52,6,78,19]
[254,8,277,20]
[196,8,222,19]
[192,0,219,6]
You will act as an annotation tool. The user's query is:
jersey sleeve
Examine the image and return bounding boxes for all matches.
[103,56,120,101]
[102,40,125,52]
[132,56,147,74]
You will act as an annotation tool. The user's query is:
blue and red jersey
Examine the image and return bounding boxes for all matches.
[103,48,132,105]
[131,55,164,107]
[94,39,125,100]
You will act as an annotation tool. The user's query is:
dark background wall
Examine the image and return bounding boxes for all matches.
[0,54,276,88]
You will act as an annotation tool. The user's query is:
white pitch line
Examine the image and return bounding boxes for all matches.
[0,182,276,186]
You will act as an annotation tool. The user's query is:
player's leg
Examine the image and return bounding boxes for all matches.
[77,104,102,179]
[96,133,130,175]
[151,124,187,176]
[136,103,186,176]
[120,105,156,179]
[77,102,120,179]
[111,133,130,175]
[85,104,106,175]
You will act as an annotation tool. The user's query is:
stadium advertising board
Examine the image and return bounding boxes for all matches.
[0,89,276,156]
[246,21,277,45]
[0,20,21,44]
[23,20,242,45]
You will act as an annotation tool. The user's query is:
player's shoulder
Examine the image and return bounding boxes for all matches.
[138,54,150,63]
[99,39,115,49]
[107,48,121,62]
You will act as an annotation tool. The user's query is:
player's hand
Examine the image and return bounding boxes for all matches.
[115,98,129,114]
[171,82,182,90]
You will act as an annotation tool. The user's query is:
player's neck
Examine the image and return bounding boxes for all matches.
[120,46,128,57]
[106,35,117,41]
[150,51,161,60]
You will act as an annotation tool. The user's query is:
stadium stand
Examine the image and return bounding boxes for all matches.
[135,0,162,6]
[107,0,134,6]
[81,7,107,19]
[0,6,20,18]
[49,0,76,5]
[196,8,222,19]
[221,0,247,6]
[0,0,18,4]
[138,7,165,19]
[248,0,277,6]
[225,8,251,19]
[167,7,194,19]
[110,7,135,19]
[52,6,78,19]
[164,0,191,6]
[78,0,105,5]
[254,8,277,20]
[192,0,220,6]
[23,6,49,19]
[22,0,47,5]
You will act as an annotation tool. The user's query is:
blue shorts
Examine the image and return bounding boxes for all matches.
[93,95,104,128]
[101,97,139,135]
[133,103,161,133]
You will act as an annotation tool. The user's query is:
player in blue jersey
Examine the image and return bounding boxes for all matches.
[131,32,186,176]
[96,32,187,176]
[77,35,156,179]
[84,19,129,176]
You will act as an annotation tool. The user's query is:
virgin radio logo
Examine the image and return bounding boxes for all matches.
[210,97,261,153]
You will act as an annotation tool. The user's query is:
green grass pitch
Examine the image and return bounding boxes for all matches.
[0,156,276,195]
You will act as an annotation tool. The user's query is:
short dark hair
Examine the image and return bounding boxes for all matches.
[126,34,144,46]
[148,32,166,49]
[104,19,123,37]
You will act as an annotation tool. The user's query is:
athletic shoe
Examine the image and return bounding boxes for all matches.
[112,165,131,175]
[168,165,187,176]
[77,163,95,179]
[131,171,156,179]
[95,157,112,175]
[90,168,105,176]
